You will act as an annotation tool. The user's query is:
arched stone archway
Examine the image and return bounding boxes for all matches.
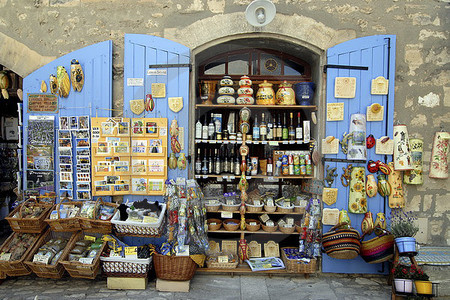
[0,32,55,78]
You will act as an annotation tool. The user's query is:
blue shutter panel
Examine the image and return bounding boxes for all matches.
[22,41,113,199]
[322,35,396,274]
[123,34,190,203]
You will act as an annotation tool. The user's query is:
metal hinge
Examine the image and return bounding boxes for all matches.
[148,63,192,72]
[323,64,369,73]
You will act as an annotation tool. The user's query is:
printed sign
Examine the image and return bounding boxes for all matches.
[27,94,58,113]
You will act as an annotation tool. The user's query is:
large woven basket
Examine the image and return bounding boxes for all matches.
[0,231,43,277]
[281,247,316,273]
[59,232,106,279]
[322,223,361,259]
[207,218,222,231]
[245,219,261,232]
[45,198,83,232]
[206,261,239,269]
[246,204,263,213]
[360,231,394,264]
[153,253,197,281]
[101,256,152,278]
[222,203,240,212]
[78,198,118,234]
[25,230,76,279]
[262,224,278,233]
[223,219,240,231]
[5,199,52,233]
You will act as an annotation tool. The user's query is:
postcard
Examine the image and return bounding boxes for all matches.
[75,130,90,139]
[59,138,72,147]
[105,175,119,184]
[97,141,110,154]
[132,159,146,173]
[132,140,147,154]
[149,139,163,153]
[146,122,157,135]
[59,130,71,139]
[114,141,129,154]
[60,172,73,182]
[59,190,73,199]
[132,178,147,192]
[118,122,130,136]
[148,159,165,173]
[60,182,73,190]
[76,138,90,147]
[77,191,91,200]
[78,116,90,130]
[101,122,114,135]
[59,117,69,130]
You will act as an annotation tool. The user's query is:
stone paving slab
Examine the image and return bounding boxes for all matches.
[0,274,393,300]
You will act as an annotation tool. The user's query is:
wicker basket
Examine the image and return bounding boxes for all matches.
[281,247,317,273]
[5,199,52,233]
[223,219,240,231]
[264,205,276,213]
[59,232,106,279]
[206,261,239,269]
[153,253,197,281]
[101,256,152,278]
[45,199,83,232]
[221,203,240,212]
[24,230,75,279]
[245,219,261,232]
[205,203,221,212]
[279,225,295,234]
[262,224,278,232]
[246,204,263,213]
[0,231,43,277]
[111,203,166,237]
[276,204,294,213]
[78,198,118,234]
[207,218,222,231]
[294,206,306,214]
[322,222,361,260]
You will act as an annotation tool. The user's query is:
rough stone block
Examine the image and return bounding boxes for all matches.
[416,217,429,244]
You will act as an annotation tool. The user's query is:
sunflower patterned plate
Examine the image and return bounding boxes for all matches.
[348,166,367,214]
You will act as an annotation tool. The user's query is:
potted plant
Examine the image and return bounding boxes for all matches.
[410,265,432,295]
[389,209,419,253]
[391,264,414,294]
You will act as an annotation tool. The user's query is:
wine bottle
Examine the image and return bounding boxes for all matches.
[230,146,235,175]
[289,112,295,141]
[208,113,215,140]
[276,114,282,141]
[215,148,221,175]
[282,113,289,140]
[202,115,208,140]
[260,113,267,141]
[202,148,208,174]
[208,148,214,174]
[234,149,241,176]
[195,148,202,174]
[295,112,303,140]
[267,115,273,141]
[267,151,273,176]
[195,118,202,139]
[223,146,230,173]
[252,115,260,141]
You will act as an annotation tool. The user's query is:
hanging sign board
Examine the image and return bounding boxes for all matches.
[147,69,167,76]
[127,78,144,86]
[27,94,58,113]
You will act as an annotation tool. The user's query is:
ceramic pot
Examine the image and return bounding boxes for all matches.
[388,162,405,208]
[199,81,215,105]
[366,174,377,198]
[217,95,235,104]
[219,75,233,86]
[393,124,413,171]
[394,279,413,294]
[404,138,424,185]
[348,167,367,214]
[216,75,235,104]
[256,80,275,105]
[429,131,449,179]
[236,75,254,105]
[395,237,416,253]
[415,280,433,295]
[293,82,315,105]
[275,81,295,105]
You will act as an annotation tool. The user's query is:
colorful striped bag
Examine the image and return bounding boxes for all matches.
[360,230,394,264]
[322,223,361,259]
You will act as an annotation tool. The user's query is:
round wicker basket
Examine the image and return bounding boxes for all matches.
[245,219,261,232]
[279,225,295,234]
[262,224,278,232]
[205,204,221,212]
[223,219,240,231]
[264,205,276,212]
[222,204,240,212]
[246,204,263,213]
[294,206,306,214]
[207,218,222,231]
[276,204,294,213]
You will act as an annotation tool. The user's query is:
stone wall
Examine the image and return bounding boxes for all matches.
[0,0,448,245]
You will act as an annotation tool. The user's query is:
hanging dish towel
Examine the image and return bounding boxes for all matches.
[404,138,424,184]
[347,114,367,161]
[393,124,412,171]
[388,162,405,208]
[348,166,367,214]
[429,132,449,179]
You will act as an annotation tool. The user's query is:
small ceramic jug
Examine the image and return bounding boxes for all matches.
[366,174,378,198]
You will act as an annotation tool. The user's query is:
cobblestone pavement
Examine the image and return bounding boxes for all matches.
[0,273,395,300]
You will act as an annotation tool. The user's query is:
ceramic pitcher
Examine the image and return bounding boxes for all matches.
[348,166,367,214]
[366,174,378,198]
[388,162,405,208]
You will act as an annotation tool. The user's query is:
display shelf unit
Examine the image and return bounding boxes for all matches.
[208,229,300,235]
[195,104,317,110]
[197,264,312,278]
[195,139,307,145]
[210,210,303,215]
[195,174,314,180]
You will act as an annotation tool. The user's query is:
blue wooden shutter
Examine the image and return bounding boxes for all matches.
[322,35,396,274]
[123,34,190,204]
[22,41,113,201]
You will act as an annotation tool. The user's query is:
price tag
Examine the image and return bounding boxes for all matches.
[84,235,96,241]
[79,257,94,264]
[222,176,228,180]
[282,141,288,144]
[218,255,229,263]
[266,220,275,227]
[202,175,208,179]
[33,254,50,264]
[229,176,235,180]
[247,176,252,179]
[297,140,303,144]
[210,140,216,144]
[289,141,295,144]
[210,222,217,226]
[299,200,308,207]
[109,251,121,257]
[259,214,270,223]
[226,200,234,205]
[267,177,275,181]
[268,141,279,146]
[143,216,158,223]
[217,177,223,182]
[262,141,267,145]
[250,222,257,226]
[221,212,233,218]
[253,141,260,144]
[231,141,236,144]
[176,245,189,256]
[0,253,11,261]
[254,200,261,206]
[224,141,229,144]
[286,218,294,226]
[195,175,200,179]
[278,219,286,227]
[125,246,138,258]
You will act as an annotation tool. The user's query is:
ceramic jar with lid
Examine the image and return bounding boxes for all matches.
[256,80,275,105]
[275,81,295,105]
[216,75,235,104]
[236,75,254,105]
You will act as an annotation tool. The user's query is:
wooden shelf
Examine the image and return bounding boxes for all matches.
[194,139,307,145]
[195,174,313,180]
[195,104,317,110]
[197,264,312,277]
[208,210,303,215]
[208,229,300,235]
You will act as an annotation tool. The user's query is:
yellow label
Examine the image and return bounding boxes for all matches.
[263,264,272,268]
[84,235,96,241]
[125,246,137,257]
[218,255,229,263]
[143,216,158,223]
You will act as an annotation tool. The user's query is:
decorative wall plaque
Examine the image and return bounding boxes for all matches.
[371,76,389,95]
[334,77,356,98]
[322,136,340,154]
[151,83,166,98]
[327,102,344,121]
[27,94,58,113]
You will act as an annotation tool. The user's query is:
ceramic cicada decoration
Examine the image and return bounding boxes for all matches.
[57,66,71,98]
[170,119,181,153]
[374,212,386,230]
[70,59,84,92]
[49,74,58,95]
[361,212,374,235]
[177,153,187,170]
[40,80,47,93]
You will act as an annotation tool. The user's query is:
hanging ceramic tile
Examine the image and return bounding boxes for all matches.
[322,208,340,225]
[393,124,413,171]
[322,136,339,154]
[388,162,405,208]
[334,77,356,98]
[366,103,384,121]
[347,114,367,160]
[151,83,166,98]
[366,174,377,198]
[348,167,367,214]
[429,132,449,179]
[404,138,424,185]
[370,76,389,95]
[326,102,344,121]
[376,136,394,155]
[322,187,338,206]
